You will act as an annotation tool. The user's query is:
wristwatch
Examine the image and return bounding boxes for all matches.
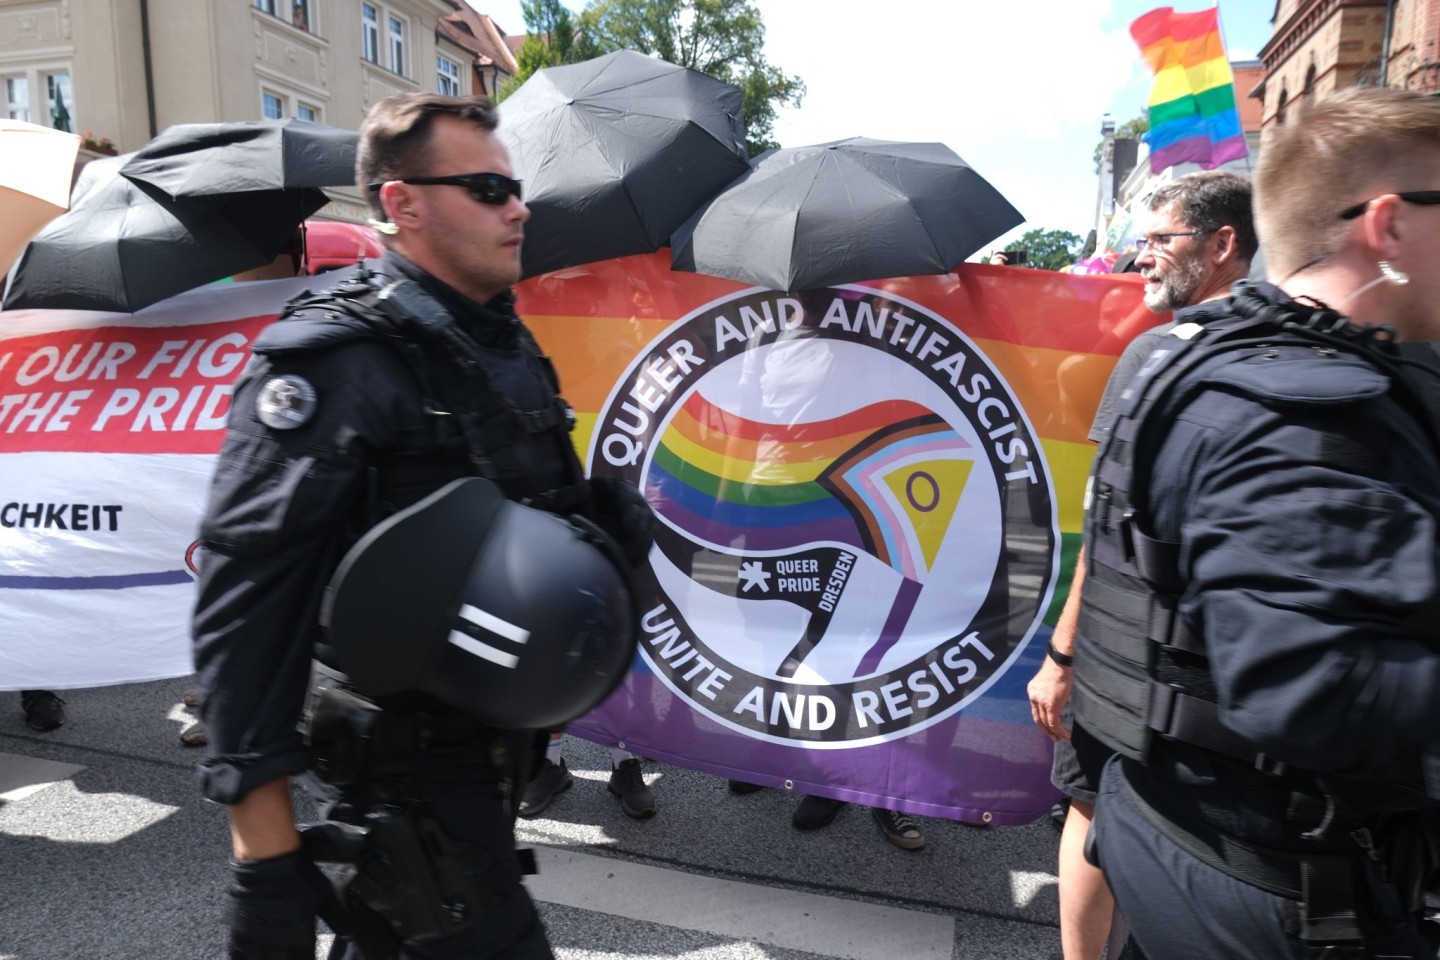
[1046,640,1074,668]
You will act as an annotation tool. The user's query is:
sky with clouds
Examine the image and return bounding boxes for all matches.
[468,1,1275,251]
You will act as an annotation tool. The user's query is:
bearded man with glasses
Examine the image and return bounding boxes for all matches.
[1074,86,1440,959]
[1029,169,1254,960]
[191,92,653,960]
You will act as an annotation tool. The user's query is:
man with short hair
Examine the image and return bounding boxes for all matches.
[1083,87,1440,958]
[1028,169,1254,960]
[193,93,647,959]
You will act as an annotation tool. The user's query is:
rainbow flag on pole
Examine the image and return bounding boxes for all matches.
[1131,6,1247,173]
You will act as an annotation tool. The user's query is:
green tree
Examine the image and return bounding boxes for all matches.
[498,0,599,99]
[1093,114,1150,173]
[579,0,804,156]
[1014,228,1085,272]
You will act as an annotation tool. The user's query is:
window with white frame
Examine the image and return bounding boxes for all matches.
[387,16,406,76]
[261,87,325,122]
[5,76,29,122]
[437,55,461,96]
[5,68,77,130]
[255,0,311,32]
[361,4,380,64]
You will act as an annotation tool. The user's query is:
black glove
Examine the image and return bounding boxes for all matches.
[227,849,336,960]
[588,477,655,569]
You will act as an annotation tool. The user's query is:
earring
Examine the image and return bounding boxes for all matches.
[1379,260,1410,285]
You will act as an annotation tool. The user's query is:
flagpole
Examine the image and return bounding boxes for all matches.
[1213,0,1255,175]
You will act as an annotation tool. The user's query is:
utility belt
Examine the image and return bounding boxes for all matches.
[301,664,540,954]
[1115,759,1440,950]
[304,663,497,787]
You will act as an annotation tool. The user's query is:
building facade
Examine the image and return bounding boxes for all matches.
[0,0,519,219]
[1255,0,1440,126]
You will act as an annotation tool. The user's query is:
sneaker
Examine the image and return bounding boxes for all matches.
[727,779,763,795]
[608,758,657,819]
[21,690,65,732]
[792,795,847,830]
[518,758,572,818]
[871,807,925,850]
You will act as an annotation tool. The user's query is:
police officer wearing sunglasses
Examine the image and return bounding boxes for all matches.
[192,92,652,959]
[1076,87,1440,959]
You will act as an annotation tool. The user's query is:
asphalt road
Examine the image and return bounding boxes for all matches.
[0,677,1064,959]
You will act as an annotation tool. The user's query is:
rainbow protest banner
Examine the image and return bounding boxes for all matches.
[520,252,1155,823]
[0,255,1153,824]
[1131,5,1248,174]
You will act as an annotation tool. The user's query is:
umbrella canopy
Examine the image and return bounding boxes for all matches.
[118,119,357,196]
[3,155,328,313]
[671,137,1025,291]
[499,49,749,278]
[0,120,81,276]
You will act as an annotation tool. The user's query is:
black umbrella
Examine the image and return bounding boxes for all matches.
[671,137,1025,291]
[499,49,750,278]
[118,119,357,196]
[3,155,328,313]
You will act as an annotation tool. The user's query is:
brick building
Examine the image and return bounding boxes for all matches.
[1255,0,1440,126]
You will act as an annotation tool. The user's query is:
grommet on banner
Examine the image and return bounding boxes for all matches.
[617,739,626,750]
[783,779,795,791]
[982,811,993,824]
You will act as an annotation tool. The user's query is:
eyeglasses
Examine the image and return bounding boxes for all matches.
[1135,230,1209,252]
[1338,191,1440,220]
[367,172,524,206]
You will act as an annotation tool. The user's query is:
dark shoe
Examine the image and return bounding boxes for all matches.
[609,758,657,819]
[179,721,208,747]
[180,690,201,708]
[792,795,847,830]
[871,807,925,850]
[728,779,763,795]
[518,758,572,818]
[21,690,65,731]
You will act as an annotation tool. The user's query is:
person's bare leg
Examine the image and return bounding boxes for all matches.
[1059,798,1112,960]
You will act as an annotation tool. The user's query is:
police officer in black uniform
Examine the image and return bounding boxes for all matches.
[1028,170,1256,960]
[192,92,647,960]
[1075,87,1440,958]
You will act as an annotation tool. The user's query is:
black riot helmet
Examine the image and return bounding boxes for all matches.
[321,477,638,730]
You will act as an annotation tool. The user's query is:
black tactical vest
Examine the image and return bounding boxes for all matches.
[1071,285,1431,771]
[263,268,590,525]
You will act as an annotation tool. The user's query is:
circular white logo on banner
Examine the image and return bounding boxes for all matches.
[591,286,1059,748]
[256,374,317,430]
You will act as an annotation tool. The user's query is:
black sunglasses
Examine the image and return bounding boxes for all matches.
[367,172,524,206]
[1338,190,1440,220]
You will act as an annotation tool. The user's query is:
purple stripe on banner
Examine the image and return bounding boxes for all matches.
[656,496,865,552]
[854,577,922,675]
[1149,132,1248,173]
[568,667,1059,825]
[0,570,194,590]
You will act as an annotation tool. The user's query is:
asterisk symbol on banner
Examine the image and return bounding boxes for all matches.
[737,560,771,593]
